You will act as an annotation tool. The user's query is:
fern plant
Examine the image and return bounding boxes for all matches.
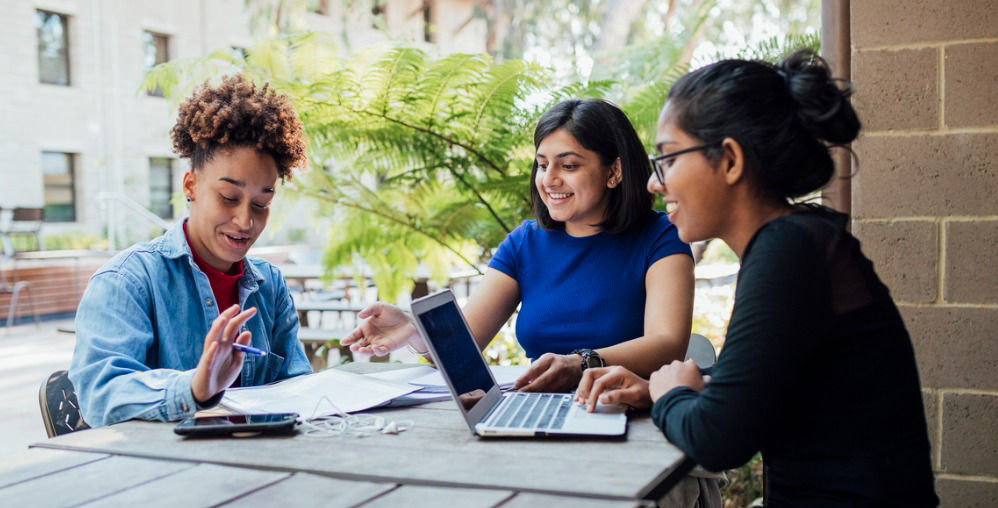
[143,34,606,300]
[141,31,817,302]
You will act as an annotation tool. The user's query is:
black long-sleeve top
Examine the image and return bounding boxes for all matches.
[653,207,938,507]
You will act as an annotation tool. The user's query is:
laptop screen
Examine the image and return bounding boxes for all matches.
[414,298,496,410]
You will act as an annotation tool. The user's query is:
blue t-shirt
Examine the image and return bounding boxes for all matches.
[488,212,691,359]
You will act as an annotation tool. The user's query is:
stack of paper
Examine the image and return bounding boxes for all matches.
[365,365,529,406]
[222,367,420,418]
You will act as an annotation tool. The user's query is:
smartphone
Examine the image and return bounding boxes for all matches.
[174,413,299,437]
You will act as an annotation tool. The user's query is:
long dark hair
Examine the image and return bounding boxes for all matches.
[530,99,653,234]
[666,49,861,204]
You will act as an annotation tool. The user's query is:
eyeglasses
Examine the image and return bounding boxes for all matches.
[648,143,719,185]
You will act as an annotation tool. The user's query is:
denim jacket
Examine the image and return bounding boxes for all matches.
[69,220,312,427]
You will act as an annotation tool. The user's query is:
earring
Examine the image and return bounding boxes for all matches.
[185,196,192,203]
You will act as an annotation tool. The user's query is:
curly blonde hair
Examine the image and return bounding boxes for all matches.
[170,75,306,179]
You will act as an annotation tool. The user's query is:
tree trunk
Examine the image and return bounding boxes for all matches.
[594,0,649,60]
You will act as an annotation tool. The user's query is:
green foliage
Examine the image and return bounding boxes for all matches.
[141,31,818,304]
[612,2,714,148]
[143,35,549,301]
[10,232,107,252]
[699,32,820,64]
[721,453,764,507]
[701,239,738,264]
[625,30,819,153]
[483,331,528,366]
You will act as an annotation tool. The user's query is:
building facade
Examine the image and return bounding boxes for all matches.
[0,0,484,241]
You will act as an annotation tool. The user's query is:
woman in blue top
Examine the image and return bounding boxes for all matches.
[343,99,694,393]
[69,76,312,427]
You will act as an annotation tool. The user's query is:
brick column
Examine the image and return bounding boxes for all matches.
[850,1,998,505]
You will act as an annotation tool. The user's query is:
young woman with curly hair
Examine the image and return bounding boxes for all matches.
[70,75,312,427]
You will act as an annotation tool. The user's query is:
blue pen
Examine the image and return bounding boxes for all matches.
[232,343,267,356]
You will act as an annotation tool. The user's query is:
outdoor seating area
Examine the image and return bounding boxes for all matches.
[11,362,691,507]
[2,1,997,506]
[0,207,44,327]
[0,245,111,329]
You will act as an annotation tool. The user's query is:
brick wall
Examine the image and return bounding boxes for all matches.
[850,1,998,505]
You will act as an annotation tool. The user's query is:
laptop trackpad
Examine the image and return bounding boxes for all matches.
[556,401,627,435]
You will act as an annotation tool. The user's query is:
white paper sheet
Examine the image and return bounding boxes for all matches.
[221,368,420,417]
[405,364,528,391]
[365,365,530,404]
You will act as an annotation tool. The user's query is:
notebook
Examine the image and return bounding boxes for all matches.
[410,289,627,437]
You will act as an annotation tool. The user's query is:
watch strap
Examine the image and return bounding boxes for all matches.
[571,348,604,371]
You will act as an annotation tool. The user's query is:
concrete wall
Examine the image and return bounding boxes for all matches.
[850,1,998,505]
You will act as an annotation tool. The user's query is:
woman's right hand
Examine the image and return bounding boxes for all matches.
[191,304,258,404]
[341,303,424,357]
[575,366,653,412]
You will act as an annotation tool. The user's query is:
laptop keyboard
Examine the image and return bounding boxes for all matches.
[487,393,571,430]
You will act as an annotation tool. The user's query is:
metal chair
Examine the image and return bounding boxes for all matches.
[684,333,717,371]
[0,260,39,328]
[1,207,45,256]
[39,370,90,438]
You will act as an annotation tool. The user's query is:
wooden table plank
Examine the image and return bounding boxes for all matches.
[295,301,367,312]
[0,455,194,506]
[26,364,687,502]
[222,472,395,507]
[361,402,673,444]
[503,492,646,508]
[32,416,683,500]
[77,463,290,507]
[359,484,513,508]
[0,448,108,489]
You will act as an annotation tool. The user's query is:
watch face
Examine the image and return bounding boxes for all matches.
[573,349,603,370]
[583,352,603,368]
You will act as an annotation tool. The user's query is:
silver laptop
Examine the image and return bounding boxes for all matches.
[410,289,627,437]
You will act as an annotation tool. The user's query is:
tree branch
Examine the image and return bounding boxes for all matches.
[355,107,508,177]
[296,188,485,275]
[447,166,511,233]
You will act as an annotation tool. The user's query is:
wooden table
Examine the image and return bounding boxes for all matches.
[5,364,691,507]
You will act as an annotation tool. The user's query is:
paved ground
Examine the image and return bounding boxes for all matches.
[0,318,76,458]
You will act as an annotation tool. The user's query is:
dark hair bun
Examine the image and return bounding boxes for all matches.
[666,49,863,204]
[778,50,861,146]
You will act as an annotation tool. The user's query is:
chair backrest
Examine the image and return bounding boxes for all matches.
[684,333,716,370]
[1,207,43,232]
[39,370,90,438]
[1,207,45,255]
[12,207,44,224]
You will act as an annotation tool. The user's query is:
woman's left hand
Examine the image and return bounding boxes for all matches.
[648,359,708,402]
[514,353,583,392]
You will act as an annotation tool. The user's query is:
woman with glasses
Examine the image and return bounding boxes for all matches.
[343,98,695,394]
[577,50,938,506]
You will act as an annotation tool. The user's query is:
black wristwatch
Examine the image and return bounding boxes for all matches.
[571,348,605,371]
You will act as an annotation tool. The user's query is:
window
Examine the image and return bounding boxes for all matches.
[41,152,76,222]
[36,10,70,85]
[143,31,169,96]
[149,158,174,219]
